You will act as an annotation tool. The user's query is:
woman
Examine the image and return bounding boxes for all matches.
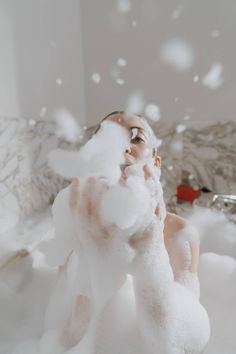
[62,111,210,353]
[42,112,210,354]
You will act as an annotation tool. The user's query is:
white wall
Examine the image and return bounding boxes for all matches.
[81,0,236,126]
[1,0,86,123]
[0,5,19,117]
[1,0,235,127]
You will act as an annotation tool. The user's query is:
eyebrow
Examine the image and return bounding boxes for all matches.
[130,126,149,140]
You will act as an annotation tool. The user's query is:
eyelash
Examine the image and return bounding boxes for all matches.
[131,136,145,144]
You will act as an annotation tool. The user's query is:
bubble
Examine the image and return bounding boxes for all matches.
[144,104,161,122]
[170,139,183,157]
[39,106,47,117]
[126,90,145,115]
[56,78,63,86]
[28,119,36,126]
[116,78,125,85]
[53,108,84,143]
[202,63,224,89]
[211,30,220,38]
[91,73,101,84]
[117,58,127,67]
[161,38,194,71]
[171,5,183,20]
[176,124,186,133]
[117,0,131,13]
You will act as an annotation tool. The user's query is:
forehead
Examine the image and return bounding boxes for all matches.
[106,113,147,134]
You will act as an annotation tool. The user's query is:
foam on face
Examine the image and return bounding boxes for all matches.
[48,120,130,184]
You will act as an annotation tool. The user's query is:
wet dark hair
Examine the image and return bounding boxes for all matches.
[93,111,125,134]
[93,110,147,133]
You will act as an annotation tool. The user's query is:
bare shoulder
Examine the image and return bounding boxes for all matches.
[164,212,200,273]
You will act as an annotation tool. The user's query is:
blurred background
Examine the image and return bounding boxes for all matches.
[0,2,236,354]
[1,0,236,126]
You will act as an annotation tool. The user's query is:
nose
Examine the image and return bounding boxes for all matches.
[125,146,132,154]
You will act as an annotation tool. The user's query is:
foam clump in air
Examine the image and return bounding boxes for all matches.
[144,104,161,122]
[117,0,131,13]
[54,108,84,143]
[48,120,130,184]
[125,90,145,115]
[202,63,224,89]
[91,73,101,84]
[160,38,194,71]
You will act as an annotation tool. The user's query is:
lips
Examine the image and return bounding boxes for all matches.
[124,153,136,165]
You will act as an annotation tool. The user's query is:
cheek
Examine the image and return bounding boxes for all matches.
[132,145,152,159]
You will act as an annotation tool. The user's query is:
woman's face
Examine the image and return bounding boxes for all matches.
[106,113,161,167]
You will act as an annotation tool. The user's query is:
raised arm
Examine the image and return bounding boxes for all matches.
[125,165,210,354]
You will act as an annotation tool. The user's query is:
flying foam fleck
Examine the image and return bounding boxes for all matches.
[202,63,224,89]
[161,38,194,71]
[144,104,161,122]
[53,108,84,143]
[91,73,101,84]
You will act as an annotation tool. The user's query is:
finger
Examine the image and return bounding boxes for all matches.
[80,177,96,218]
[143,165,160,201]
[120,172,128,185]
[143,164,155,181]
[155,204,161,219]
[69,177,80,209]
[91,180,110,238]
[123,165,137,179]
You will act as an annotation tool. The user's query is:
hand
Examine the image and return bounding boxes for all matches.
[69,176,116,243]
[69,176,135,290]
[120,163,167,275]
[122,162,166,222]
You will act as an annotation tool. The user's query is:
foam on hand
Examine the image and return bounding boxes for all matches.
[101,160,165,232]
[101,174,151,230]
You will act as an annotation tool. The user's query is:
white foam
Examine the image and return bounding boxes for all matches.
[54,108,84,143]
[125,90,145,115]
[117,58,127,67]
[202,63,224,89]
[161,38,194,71]
[144,104,161,122]
[48,120,130,184]
[91,73,101,84]
[117,0,131,13]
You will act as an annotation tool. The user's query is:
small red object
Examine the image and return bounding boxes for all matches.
[177,185,200,204]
